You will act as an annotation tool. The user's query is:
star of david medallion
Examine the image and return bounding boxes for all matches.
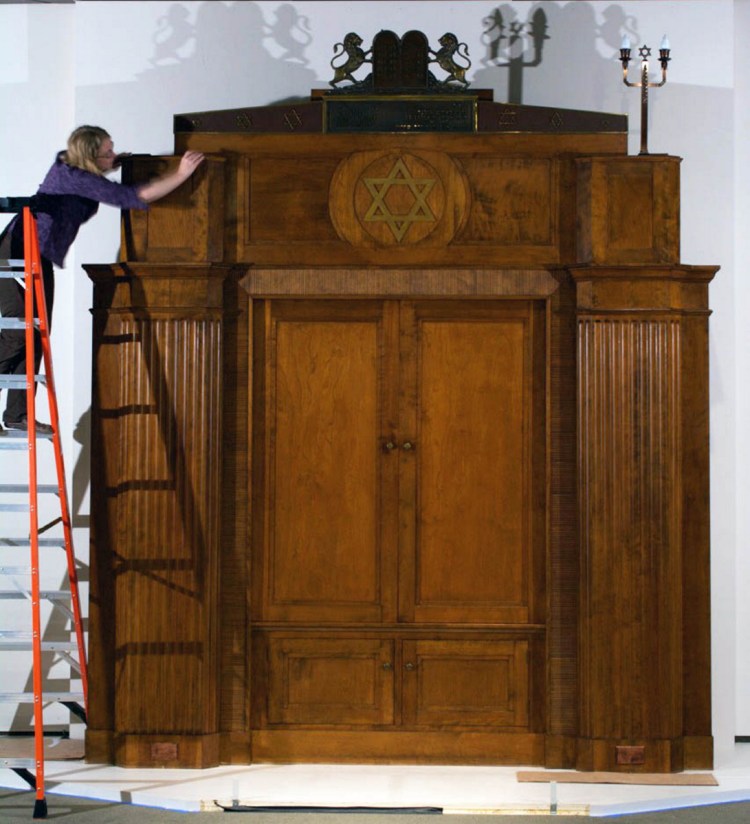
[353,154,444,245]
[361,158,437,242]
[329,150,468,249]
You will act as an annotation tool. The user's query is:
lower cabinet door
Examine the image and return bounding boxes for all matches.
[266,636,395,726]
[401,639,530,728]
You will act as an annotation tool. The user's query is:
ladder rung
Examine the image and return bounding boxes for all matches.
[0,374,45,388]
[0,504,29,512]
[0,630,78,643]
[0,638,80,652]
[2,758,36,769]
[0,319,41,330]
[0,590,72,600]
[0,484,59,494]
[41,590,73,600]
[0,691,85,703]
[0,426,53,436]
[0,431,54,449]
[0,258,25,267]
[0,539,66,548]
[0,561,72,574]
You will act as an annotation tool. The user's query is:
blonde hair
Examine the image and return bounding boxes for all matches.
[63,125,111,175]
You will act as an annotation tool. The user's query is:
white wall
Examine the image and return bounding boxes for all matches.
[0,0,745,761]
[734,0,750,738]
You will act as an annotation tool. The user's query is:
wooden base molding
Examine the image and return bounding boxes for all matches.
[574,738,691,774]
[85,731,221,769]
[86,729,713,772]
[573,737,712,773]
[84,730,115,765]
[251,731,545,765]
[683,736,715,770]
[219,732,253,765]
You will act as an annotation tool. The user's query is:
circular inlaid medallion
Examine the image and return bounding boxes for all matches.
[330,150,469,247]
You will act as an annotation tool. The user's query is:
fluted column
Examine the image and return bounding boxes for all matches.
[572,264,716,772]
[85,262,240,767]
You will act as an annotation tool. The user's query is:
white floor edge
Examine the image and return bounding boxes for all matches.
[1,747,749,817]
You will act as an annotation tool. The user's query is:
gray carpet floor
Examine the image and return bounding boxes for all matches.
[1,791,750,823]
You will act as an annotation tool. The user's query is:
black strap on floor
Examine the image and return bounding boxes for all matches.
[216,805,443,814]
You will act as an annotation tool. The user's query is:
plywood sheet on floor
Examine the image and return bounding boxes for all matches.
[517,770,718,786]
[0,737,84,760]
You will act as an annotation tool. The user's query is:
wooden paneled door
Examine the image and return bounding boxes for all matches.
[397,301,546,627]
[251,299,398,626]
[251,296,546,763]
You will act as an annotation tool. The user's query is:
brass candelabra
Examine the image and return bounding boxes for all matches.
[620,35,671,155]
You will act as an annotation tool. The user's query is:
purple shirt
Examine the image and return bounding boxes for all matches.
[7,152,148,267]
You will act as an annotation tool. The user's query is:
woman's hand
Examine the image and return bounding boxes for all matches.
[112,152,132,169]
[137,150,206,203]
[177,150,205,180]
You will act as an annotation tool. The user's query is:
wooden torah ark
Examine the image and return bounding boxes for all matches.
[84,89,716,772]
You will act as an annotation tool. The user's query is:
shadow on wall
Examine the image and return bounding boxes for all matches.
[72,408,90,529]
[79,1,318,145]
[473,2,640,112]
[76,1,651,135]
[147,0,315,81]
[141,0,317,101]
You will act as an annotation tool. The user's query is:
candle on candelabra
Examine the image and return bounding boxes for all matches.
[620,35,632,64]
[659,34,671,69]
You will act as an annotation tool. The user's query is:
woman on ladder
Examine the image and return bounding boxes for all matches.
[0,124,203,433]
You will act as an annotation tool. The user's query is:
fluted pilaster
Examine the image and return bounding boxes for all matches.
[86,262,240,767]
[572,264,716,771]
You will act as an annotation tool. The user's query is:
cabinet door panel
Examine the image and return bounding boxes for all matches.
[399,301,545,624]
[266,636,395,726]
[254,301,398,623]
[402,639,529,728]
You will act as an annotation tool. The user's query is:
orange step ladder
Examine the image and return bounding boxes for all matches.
[0,206,88,819]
